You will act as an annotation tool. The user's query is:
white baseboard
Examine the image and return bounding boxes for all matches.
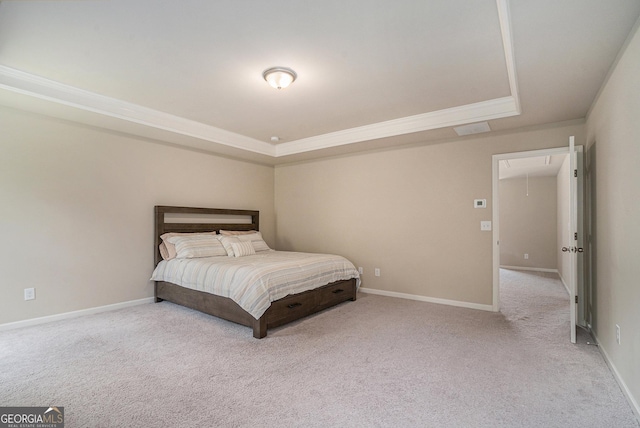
[359,287,494,312]
[500,266,570,294]
[591,332,640,423]
[0,297,155,331]
[500,265,559,273]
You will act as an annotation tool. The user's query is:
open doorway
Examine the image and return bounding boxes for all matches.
[492,145,585,342]
[498,153,568,278]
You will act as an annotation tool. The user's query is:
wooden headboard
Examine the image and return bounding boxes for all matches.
[154,206,259,265]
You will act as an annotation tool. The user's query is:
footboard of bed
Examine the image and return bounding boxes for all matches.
[156,279,357,339]
[156,281,257,328]
[258,278,357,337]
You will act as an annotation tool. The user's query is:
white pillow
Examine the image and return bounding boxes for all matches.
[218,235,241,257]
[231,241,256,257]
[219,232,271,256]
[166,235,228,258]
[237,232,271,252]
[159,231,217,260]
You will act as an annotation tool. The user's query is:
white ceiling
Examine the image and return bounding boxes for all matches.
[499,154,568,180]
[1,0,639,165]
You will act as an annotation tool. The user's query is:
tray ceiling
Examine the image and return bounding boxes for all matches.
[0,0,639,164]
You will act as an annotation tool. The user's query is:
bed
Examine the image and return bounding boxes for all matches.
[151,206,359,338]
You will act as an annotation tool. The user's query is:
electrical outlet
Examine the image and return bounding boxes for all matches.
[24,288,35,301]
[524,253,529,260]
[616,324,621,344]
[358,267,363,274]
[374,268,380,277]
[480,221,492,231]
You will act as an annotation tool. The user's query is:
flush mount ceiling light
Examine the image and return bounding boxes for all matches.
[262,67,297,89]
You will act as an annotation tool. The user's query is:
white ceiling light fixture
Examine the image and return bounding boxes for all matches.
[263,67,297,89]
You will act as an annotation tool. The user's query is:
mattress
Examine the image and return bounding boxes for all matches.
[151,250,360,319]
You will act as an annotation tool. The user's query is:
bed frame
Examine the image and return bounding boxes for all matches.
[154,206,357,338]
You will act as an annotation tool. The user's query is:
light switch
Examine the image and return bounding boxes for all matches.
[480,221,492,231]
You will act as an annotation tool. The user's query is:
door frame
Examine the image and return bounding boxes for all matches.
[491,145,584,320]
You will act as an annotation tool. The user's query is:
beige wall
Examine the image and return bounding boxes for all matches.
[499,176,557,270]
[275,122,584,307]
[585,21,640,414]
[0,107,275,325]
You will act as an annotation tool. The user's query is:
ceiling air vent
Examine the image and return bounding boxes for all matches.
[454,122,491,136]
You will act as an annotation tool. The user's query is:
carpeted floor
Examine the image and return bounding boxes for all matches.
[1,269,638,427]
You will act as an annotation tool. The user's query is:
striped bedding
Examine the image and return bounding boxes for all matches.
[151,250,360,319]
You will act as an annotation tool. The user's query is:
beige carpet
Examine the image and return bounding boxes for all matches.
[1,269,638,427]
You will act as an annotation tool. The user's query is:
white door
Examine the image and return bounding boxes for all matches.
[568,136,578,343]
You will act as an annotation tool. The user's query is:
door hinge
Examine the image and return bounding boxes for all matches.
[575,295,578,304]
[574,232,578,241]
[574,169,577,178]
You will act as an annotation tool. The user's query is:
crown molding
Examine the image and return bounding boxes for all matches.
[496,0,521,114]
[275,96,518,156]
[0,65,276,157]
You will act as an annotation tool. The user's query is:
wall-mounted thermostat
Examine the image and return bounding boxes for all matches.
[474,199,487,208]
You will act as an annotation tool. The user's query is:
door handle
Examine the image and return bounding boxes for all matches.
[562,247,570,252]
